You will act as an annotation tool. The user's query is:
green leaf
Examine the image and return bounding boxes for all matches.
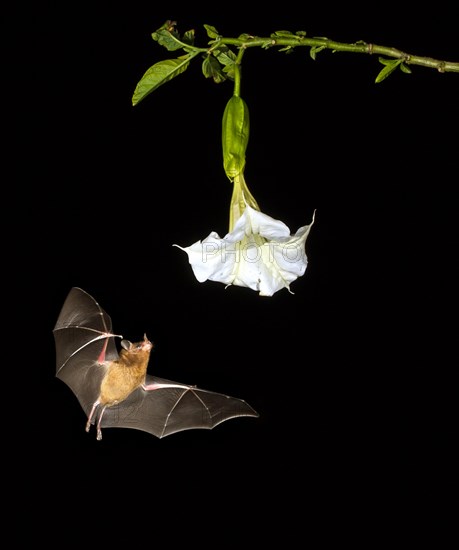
[271,30,294,38]
[182,30,195,45]
[213,46,237,67]
[214,48,236,79]
[204,24,220,39]
[375,58,402,83]
[400,62,412,74]
[378,56,393,66]
[271,30,307,40]
[132,56,194,106]
[202,56,227,83]
[152,28,182,51]
[222,64,235,80]
[310,45,325,60]
[152,23,194,51]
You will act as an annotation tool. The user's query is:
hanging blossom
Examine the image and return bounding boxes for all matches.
[174,93,315,296]
[174,173,315,296]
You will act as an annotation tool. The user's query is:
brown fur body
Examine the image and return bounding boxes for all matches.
[99,336,153,407]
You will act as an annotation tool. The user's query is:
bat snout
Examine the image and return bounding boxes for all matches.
[142,334,153,351]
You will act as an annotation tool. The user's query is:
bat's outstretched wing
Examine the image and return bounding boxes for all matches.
[54,287,259,439]
[98,374,259,438]
[53,287,122,418]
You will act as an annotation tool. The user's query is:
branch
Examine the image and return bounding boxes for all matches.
[220,33,459,74]
[132,22,458,105]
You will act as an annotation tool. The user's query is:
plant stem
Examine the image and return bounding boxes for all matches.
[232,51,244,97]
[214,35,459,74]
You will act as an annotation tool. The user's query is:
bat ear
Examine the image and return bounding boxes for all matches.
[121,339,132,351]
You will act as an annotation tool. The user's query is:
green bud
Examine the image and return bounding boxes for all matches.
[222,95,250,179]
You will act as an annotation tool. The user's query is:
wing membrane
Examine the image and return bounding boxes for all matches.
[99,375,259,438]
[53,287,121,416]
[53,287,259,438]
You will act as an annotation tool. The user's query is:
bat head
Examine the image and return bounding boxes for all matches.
[120,334,153,353]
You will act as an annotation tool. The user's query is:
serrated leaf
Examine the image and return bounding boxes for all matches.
[202,56,227,83]
[375,59,402,83]
[182,29,195,46]
[204,24,219,39]
[152,28,183,51]
[214,47,237,67]
[132,56,194,105]
[151,24,194,51]
[222,64,235,80]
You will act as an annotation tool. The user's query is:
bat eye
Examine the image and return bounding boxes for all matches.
[121,339,132,350]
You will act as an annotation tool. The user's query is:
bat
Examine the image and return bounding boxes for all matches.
[53,287,259,440]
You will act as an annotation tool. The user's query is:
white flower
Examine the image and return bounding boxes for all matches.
[174,205,315,297]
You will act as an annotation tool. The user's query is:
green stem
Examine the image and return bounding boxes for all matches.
[233,63,241,97]
[232,48,246,97]
[213,35,459,73]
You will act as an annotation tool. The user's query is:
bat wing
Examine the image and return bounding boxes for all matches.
[98,374,259,438]
[54,287,259,439]
[53,287,122,418]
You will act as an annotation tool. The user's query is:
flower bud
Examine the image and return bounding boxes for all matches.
[222,95,250,179]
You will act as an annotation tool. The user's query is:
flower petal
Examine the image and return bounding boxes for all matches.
[174,232,237,284]
[241,205,292,239]
[175,209,315,296]
[269,217,315,279]
[230,234,279,295]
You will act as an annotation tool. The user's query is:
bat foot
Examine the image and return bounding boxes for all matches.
[96,429,103,441]
[85,421,91,433]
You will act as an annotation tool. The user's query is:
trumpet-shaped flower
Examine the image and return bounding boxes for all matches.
[174,205,315,297]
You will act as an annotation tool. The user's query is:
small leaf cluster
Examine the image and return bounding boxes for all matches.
[375,57,412,83]
[132,21,238,106]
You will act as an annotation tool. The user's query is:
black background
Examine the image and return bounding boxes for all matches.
[9,2,458,543]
